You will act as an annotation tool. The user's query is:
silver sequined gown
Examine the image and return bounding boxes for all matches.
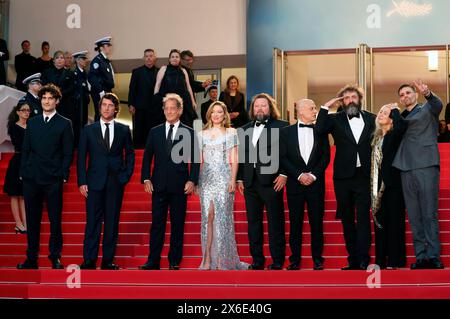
[197,129,249,270]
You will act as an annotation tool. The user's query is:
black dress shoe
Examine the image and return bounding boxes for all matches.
[313,260,324,270]
[169,264,180,270]
[428,258,445,269]
[410,259,429,270]
[287,262,300,270]
[267,263,283,270]
[101,263,121,270]
[341,264,360,270]
[139,262,160,270]
[80,260,97,270]
[17,259,38,270]
[50,258,64,270]
[248,263,264,270]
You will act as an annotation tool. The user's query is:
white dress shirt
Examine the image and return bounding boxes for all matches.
[100,119,115,148]
[347,115,364,167]
[166,121,180,140]
[43,110,57,122]
[252,121,265,147]
[297,121,314,165]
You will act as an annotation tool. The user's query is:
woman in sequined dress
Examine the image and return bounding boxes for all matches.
[196,101,248,270]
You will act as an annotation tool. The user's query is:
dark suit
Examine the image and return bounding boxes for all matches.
[88,53,115,121]
[183,66,204,94]
[42,66,76,121]
[128,65,161,148]
[200,99,215,124]
[316,108,376,267]
[73,67,90,146]
[20,113,74,262]
[14,52,36,92]
[280,123,330,265]
[374,109,407,268]
[77,121,135,265]
[21,92,41,117]
[0,39,9,85]
[237,118,289,267]
[141,122,200,266]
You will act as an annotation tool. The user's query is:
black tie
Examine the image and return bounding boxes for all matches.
[255,120,268,127]
[167,124,174,155]
[299,123,314,129]
[104,123,110,151]
[44,116,49,123]
[348,113,361,120]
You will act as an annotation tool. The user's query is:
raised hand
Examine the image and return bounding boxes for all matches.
[323,96,344,109]
[413,79,431,97]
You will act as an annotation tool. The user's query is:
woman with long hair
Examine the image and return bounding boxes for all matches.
[154,49,197,127]
[3,101,30,234]
[195,101,248,270]
[371,103,407,269]
[219,75,249,128]
[35,41,53,73]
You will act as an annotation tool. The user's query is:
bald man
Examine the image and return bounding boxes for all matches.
[280,99,330,270]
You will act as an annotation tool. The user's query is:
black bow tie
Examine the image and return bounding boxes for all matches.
[348,113,361,120]
[255,120,268,127]
[299,123,314,129]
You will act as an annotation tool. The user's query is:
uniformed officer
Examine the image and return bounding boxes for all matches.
[73,50,91,146]
[88,36,115,122]
[20,73,42,117]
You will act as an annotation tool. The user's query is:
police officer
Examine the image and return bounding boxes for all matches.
[88,36,115,122]
[20,73,42,117]
[73,51,91,146]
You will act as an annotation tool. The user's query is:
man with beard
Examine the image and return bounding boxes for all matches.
[237,93,288,270]
[393,80,444,269]
[316,85,376,270]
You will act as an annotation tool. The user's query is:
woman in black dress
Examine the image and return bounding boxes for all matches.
[3,102,30,234]
[371,103,407,269]
[219,75,249,128]
[35,41,53,73]
[154,49,197,127]
[42,50,75,120]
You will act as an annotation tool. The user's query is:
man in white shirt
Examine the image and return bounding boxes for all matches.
[315,85,376,270]
[77,93,134,270]
[280,99,330,270]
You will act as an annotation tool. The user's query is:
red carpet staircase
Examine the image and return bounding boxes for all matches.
[0,146,449,299]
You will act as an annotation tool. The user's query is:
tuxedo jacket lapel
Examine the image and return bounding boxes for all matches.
[358,111,373,145]
[94,122,108,152]
[337,112,357,145]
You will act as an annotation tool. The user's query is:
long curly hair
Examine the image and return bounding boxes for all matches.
[203,101,231,130]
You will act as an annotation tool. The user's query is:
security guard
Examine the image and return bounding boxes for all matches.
[20,73,42,117]
[88,36,115,121]
[73,50,91,146]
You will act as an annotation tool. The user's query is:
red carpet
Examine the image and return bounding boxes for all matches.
[0,145,450,299]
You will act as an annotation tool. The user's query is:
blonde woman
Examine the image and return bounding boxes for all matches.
[371,103,407,269]
[196,101,248,270]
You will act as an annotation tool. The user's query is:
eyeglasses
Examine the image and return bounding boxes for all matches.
[19,109,31,113]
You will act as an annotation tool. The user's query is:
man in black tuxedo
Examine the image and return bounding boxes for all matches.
[315,85,376,270]
[78,93,135,270]
[180,50,211,95]
[237,93,288,270]
[140,93,200,270]
[281,99,330,270]
[17,84,74,269]
[19,73,42,117]
[14,40,36,92]
[128,49,161,149]
[0,38,9,85]
[200,85,218,124]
